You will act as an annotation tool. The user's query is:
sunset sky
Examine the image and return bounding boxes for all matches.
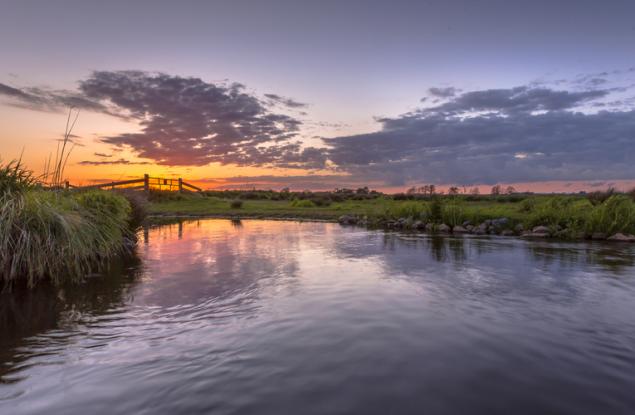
[1,0,635,192]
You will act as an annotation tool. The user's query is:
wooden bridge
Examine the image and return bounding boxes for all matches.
[70,174,203,193]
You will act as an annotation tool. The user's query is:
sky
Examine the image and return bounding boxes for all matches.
[1,0,635,192]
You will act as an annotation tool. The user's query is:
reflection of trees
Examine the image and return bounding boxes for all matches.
[0,253,142,383]
[365,230,635,278]
[528,243,635,274]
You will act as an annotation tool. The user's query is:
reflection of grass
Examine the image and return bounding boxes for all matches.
[148,193,635,237]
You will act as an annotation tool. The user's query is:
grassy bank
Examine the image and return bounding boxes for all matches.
[148,189,635,240]
[1,161,137,288]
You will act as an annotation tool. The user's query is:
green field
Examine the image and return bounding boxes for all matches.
[147,192,635,239]
[149,196,526,221]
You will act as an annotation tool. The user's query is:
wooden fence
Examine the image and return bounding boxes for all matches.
[72,174,202,193]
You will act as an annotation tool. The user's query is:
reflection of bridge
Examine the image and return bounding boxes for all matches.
[73,174,203,193]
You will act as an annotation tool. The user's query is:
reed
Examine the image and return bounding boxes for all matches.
[0,161,132,288]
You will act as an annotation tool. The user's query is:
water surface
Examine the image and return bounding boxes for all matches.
[1,219,635,414]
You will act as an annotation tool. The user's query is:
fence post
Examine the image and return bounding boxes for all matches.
[178,178,183,193]
[144,174,150,192]
[65,181,69,189]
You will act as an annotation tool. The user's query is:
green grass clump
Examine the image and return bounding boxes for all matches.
[230,199,243,208]
[387,201,427,220]
[291,199,316,208]
[442,200,466,227]
[0,159,36,195]
[1,186,132,288]
[585,195,635,235]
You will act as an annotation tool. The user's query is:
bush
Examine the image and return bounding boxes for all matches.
[587,187,616,206]
[428,197,443,222]
[230,199,243,208]
[442,202,465,227]
[291,199,316,208]
[147,189,188,202]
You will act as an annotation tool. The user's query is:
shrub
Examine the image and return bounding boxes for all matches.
[587,187,616,206]
[291,199,316,208]
[442,202,465,227]
[147,189,188,202]
[519,198,537,213]
[428,197,443,222]
[230,199,243,208]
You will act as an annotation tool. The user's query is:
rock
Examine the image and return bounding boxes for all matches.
[473,222,488,235]
[514,223,524,233]
[591,232,607,240]
[501,229,514,236]
[413,220,425,230]
[607,233,635,242]
[466,224,474,232]
[338,215,357,225]
[437,224,451,233]
[462,220,472,227]
[425,223,435,232]
[491,217,509,228]
[532,225,550,235]
[452,225,469,234]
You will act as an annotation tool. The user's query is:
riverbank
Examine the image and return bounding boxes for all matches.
[148,191,635,242]
[1,188,138,288]
[1,161,143,288]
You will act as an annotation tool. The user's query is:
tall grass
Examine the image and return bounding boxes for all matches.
[1,161,132,288]
[0,159,36,195]
[585,195,635,235]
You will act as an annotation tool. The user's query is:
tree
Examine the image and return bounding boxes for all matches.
[448,186,460,195]
[491,185,502,195]
[470,187,480,195]
[505,186,516,195]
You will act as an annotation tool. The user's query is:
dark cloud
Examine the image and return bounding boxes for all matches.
[78,158,151,165]
[78,71,307,166]
[428,87,458,98]
[324,84,635,185]
[422,86,609,116]
[0,82,107,112]
[94,152,112,158]
[4,71,635,187]
[264,93,308,108]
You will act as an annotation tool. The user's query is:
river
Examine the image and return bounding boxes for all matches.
[1,219,634,414]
